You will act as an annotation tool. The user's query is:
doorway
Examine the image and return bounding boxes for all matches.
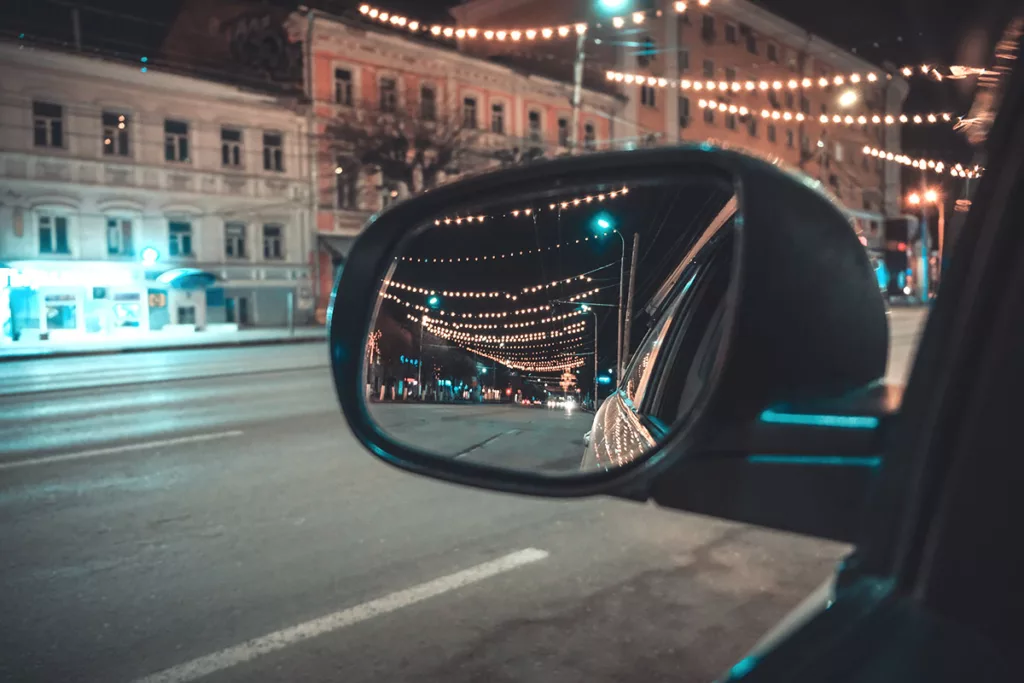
[225,296,250,326]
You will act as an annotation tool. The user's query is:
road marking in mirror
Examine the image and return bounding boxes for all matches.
[133,547,550,683]
[454,429,522,459]
[0,431,245,471]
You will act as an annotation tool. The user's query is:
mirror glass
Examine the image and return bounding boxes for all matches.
[364,177,738,476]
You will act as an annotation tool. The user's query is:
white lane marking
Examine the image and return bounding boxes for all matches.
[455,429,522,459]
[134,547,550,683]
[0,431,245,471]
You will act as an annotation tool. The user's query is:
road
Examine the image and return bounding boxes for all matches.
[0,309,926,683]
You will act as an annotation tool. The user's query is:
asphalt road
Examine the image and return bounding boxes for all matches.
[0,309,926,683]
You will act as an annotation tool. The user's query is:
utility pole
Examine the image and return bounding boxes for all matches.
[417,321,424,400]
[71,7,82,51]
[305,10,320,321]
[570,28,587,152]
[919,172,930,304]
[622,234,640,366]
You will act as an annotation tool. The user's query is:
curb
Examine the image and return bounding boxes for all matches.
[0,333,327,363]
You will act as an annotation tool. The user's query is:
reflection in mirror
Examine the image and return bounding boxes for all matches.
[365,178,737,477]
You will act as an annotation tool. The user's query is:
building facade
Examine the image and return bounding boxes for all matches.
[289,10,625,318]
[453,0,909,230]
[0,41,313,344]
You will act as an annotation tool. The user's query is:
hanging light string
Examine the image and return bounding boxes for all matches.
[696,99,956,127]
[385,262,612,301]
[356,3,695,43]
[432,187,629,227]
[609,71,887,92]
[382,291,552,318]
[397,234,611,264]
[861,146,984,178]
[463,346,586,373]
[408,314,588,349]
[420,308,586,331]
[422,320,587,345]
[607,64,992,92]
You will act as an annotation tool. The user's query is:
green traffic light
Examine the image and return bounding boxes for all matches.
[598,0,630,12]
[427,295,441,308]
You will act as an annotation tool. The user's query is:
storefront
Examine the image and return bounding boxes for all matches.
[1,261,219,344]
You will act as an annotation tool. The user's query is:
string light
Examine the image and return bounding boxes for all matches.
[433,187,628,227]
[861,146,983,178]
[697,100,956,128]
[385,279,516,300]
[422,320,587,345]
[413,308,585,330]
[382,291,555,318]
[607,70,888,92]
[900,64,998,81]
[567,287,603,303]
[397,235,608,263]
[521,273,592,294]
[464,346,586,373]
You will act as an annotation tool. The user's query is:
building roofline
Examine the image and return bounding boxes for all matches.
[293,8,622,110]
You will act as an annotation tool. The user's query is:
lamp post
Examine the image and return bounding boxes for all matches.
[908,188,944,298]
[592,213,625,378]
[581,304,599,407]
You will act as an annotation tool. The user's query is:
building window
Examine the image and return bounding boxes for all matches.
[528,110,542,142]
[769,91,780,108]
[102,111,130,156]
[835,141,844,162]
[800,96,810,114]
[225,222,246,259]
[637,36,656,68]
[747,117,758,137]
[704,107,715,124]
[335,68,353,105]
[583,122,596,150]
[725,112,736,130]
[787,50,800,72]
[678,47,689,72]
[420,85,436,121]
[463,97,478,129]
[725,67,737,82]
[785,92,794,109]
[221,127,243,168]
[491,102,505,134]
[862,155,870,171]
[724,23,737,43]
[702,59,714,78]
[701,15,715,42]
[263,132,284,172]
[262,224,284,260]
[679,96,690,127]
[335,157,356,209]
[767,43,779,63]
[821,103,829,115]
[786,129,794,148]
[557,118,569,147]
[767,123,777,143]
[745,31,758,55]
[168,221,193,257]
[106,217,133,256]
[38,214,69,254]
[33,101,64,148]
[641,85,657,108]
[379,77,398,113]
[164,120,189,162]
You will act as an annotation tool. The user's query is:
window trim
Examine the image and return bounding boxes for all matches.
[378,74,401,114]
[489,97,510,135]
[167,218,195,258]
[164,119,191,164]
[32,100,66,149]
[724,21,738,44]
[36,210,71,256]
[105,216,135,257]
[261,223,286,261]
[461,91,482,130]
[419,82,439,122]
[101,109,132,158]
[224,221,248,260]
[220,125,245,169]
[262,130,285,173]
[582,119,598,150]
[526,107,545,144]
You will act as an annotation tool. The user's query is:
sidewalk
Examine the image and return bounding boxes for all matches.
[0,326,326,361]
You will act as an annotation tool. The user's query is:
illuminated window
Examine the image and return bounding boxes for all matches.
[102,111,130,156]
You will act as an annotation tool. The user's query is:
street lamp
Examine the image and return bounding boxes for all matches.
[905,188,945,299]
[140,247,160,265]
[591,212,626,378]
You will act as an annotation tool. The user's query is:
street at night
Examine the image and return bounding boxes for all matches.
[0,309,923,682]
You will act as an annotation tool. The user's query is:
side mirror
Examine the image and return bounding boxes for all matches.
[328,147,895,543]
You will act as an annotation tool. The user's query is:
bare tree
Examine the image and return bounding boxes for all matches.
[323,100,482,193]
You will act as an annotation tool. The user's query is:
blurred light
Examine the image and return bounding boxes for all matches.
[598,0,630,11]
[141,247,159,264]
[597,375,612,385]
[838,90,858,107]
[907,192,922,205]
[924,189,939,203]
[427,295,441,308]
[335,166,343,174]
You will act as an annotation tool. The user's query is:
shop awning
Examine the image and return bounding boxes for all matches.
[320,235,355,259]
[156,268,220,290]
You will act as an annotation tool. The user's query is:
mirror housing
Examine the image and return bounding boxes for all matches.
[329,146,890,541]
